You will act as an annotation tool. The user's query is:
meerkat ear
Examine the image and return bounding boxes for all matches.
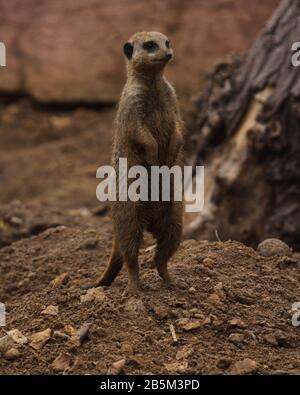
[123,42,133,59]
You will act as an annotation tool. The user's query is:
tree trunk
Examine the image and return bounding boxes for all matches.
[184,0,300,250]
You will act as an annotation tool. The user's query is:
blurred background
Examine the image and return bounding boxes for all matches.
[0,0,279,103]
[3,0,299,251]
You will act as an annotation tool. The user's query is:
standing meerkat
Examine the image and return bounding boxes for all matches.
[94,31,184,295]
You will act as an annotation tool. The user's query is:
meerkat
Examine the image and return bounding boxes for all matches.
[94,31,184,295]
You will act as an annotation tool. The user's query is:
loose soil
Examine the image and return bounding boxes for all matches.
[0,100,299,375]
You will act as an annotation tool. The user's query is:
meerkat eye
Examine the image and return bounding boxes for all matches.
[166,40,170,48]
[143,41,157,51]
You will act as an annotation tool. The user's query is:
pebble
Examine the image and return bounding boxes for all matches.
[29,328,52,350]
[80,287,107,304]
[228,318,247,329]
[124,298,146,316]
[7,329,28,345]
[207,293,221,305]
[164,361,188,374]
[41,305,59,316]
[50,273,69,288]
[4,348,20,361]
[121,342,134,355]
[176,346,193,360]
[217,357,232,369]
[10,216,23,226]
[79,238,99,250]
[228,333,244,346]
[0,335,14,353]
[203,257,215,269]
[51,353,73,372]
[233,358,258,374]
[276,256,298,269]
[257,238,292,257]
[107,358,126,375]
[263,333,278,346]
[153,305,170,320]
[176,318,202,331]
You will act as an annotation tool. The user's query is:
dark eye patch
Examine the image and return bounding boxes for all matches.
[166,40,170,48]
[143,41,157,51]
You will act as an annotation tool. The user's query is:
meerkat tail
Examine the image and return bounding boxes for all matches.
[94,240,124,287]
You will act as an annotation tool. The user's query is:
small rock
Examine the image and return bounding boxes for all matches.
[270,370,289,375]
[50,273,69,288]
[207,293,221,305]
[53,331,69,340]
[188,286,196,293]
[164,360,188,373]
[257,238,292,257]
[29,328,52,350]
[228,318,247,329]
[176,318,202,331]
[176,346,193,360]
[233,358,258,374]
[203,316,212,325]
[127,356,142,368]
[172,299,186,307]
[41,305,59,316]
[124,298,146,316]
[153,305,170,320]
[7,329,28,345]
[203,257,215,269]
[4,348,20,361]
[214,282,223,292]
[274,330,296,347]
[228,333,244,346]
[107,358,126,375]
[80,287,107,304]
[276,256,298,269]
[263,333,278,346]
[51,353,73,372]
[79,238,98,250]
[64,325,77,337]
[217,357,232,369]
[77,322,92,345]
[0,335,14,353]
[10,216,23,226]
[214,282,226,301]
[50,116,71,129]
[211,317,223,329]
[194,313,205,320]
[121,342,134,355]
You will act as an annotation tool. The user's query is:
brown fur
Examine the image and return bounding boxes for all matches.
[94,32,184,295]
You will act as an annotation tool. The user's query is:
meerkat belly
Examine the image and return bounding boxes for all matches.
[147,109,175,165]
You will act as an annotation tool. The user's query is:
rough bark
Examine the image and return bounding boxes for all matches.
[185,0,300,250]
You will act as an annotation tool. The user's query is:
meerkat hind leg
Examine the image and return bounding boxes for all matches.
[153,215,182,286]
[123,258,140,296]
[120,227,143,297]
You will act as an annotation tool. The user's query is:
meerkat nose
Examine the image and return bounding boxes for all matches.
[165,53,172,61]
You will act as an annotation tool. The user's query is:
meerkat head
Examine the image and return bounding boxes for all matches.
[123,31,173,72]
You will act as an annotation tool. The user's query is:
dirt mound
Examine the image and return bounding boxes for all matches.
[0,204,299,375]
